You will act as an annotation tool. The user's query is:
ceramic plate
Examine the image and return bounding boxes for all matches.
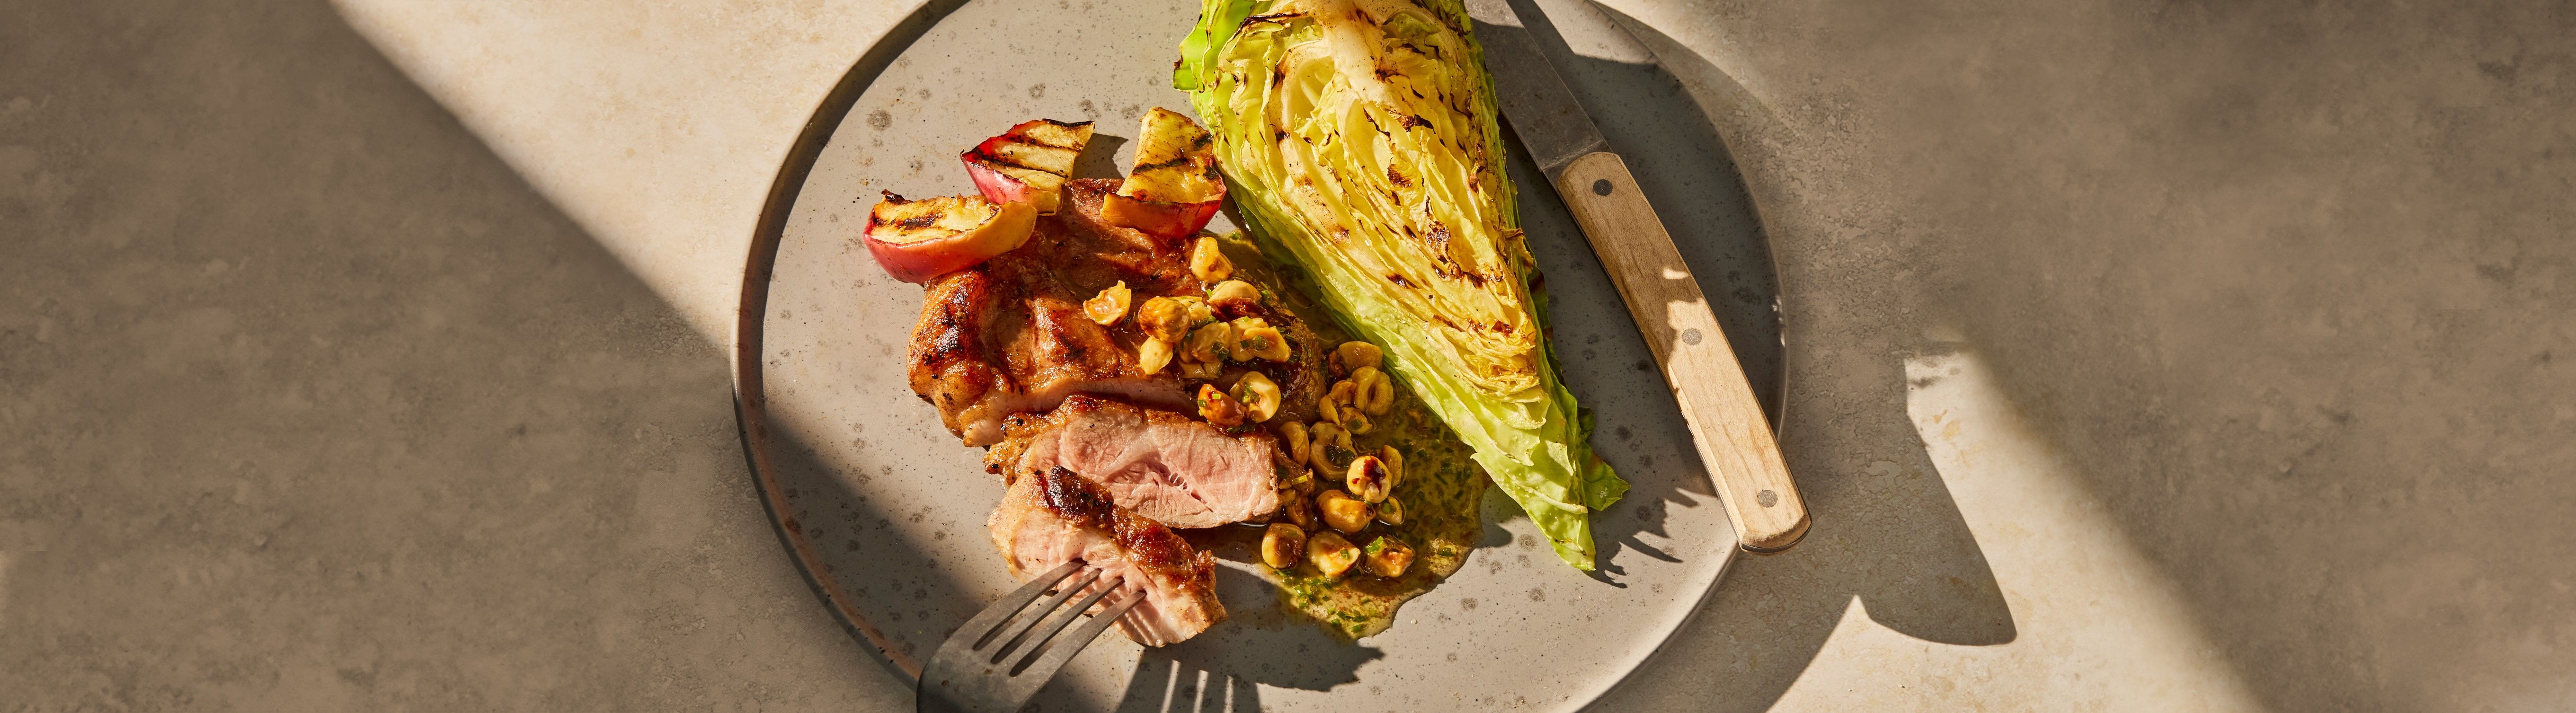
[733,0,1784,709]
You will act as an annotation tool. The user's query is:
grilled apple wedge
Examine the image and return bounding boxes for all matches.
[961,119,1094,215]
[1102,108,1225,239]
[862,192,1037,283]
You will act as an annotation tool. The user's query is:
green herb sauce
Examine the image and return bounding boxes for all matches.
[1183,234,1488,640]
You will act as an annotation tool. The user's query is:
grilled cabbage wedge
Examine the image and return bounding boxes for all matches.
[1176,0,1625,569]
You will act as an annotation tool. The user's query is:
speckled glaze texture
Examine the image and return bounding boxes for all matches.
[8,0,2575,711]
[739,0,1767,709]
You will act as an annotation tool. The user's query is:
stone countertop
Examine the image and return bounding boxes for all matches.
[5,0,2572,710]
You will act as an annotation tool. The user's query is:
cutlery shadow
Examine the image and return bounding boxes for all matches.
[1113,655,1264,713]
[1494,2,2021,710]
[1142,552,1387,693]
[1489,0,1790,599]
[747,392,1383,707]
[1584,0,2018,638]
[746,1,2015,710]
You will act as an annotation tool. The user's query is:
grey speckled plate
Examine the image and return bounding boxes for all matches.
[732,0,1784,709]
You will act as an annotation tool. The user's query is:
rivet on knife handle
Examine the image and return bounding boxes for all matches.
[1554,151,1810,553]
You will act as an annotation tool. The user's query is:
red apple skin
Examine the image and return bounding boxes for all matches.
[1100,191,1224,240]
[959,119,1091,214]
[961,153,1062,213]
[863,196,1038,283]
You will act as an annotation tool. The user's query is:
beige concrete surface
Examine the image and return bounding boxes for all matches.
[6,0,2573,711]
[0,2,903,710]
[1585,0,2576,710]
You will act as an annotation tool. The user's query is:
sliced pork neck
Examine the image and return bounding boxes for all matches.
[989,395,1280,529]
[988,466,1224,646]
[907,180,1201,447]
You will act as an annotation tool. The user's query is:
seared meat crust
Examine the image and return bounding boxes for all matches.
[989,466,1225,645]
[985,395,1280,529]
[906,180,1200,445]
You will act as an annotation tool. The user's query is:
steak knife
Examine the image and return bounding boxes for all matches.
[1466,0,1809,553]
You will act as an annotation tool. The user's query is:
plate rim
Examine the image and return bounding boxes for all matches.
[728,0,1778,706]
[731,0,973,687]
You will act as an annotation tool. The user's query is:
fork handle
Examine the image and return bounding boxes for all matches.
[1554,151,1809,552]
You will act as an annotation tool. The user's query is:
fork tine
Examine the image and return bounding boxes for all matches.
[1005,574,1128,674]
[1010,588,1149,683]
[1112,614,1140,647]
[920,564,1155,713]
[1115,607,1155,648]
[951,561,1081,651]
[1133,601,1165,647]
[986,567,1105,662]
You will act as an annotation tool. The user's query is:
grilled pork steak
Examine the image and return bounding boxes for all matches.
[988,466,1224,646]
[907,180,1203,447]
[987,395,1280,529]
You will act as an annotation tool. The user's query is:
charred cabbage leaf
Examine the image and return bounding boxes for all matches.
[1177,0,1626,569]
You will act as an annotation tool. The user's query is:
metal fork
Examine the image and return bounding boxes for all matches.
[917,562,1152,713]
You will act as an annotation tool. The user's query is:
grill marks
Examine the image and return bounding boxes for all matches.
[905,180,1199,446]
[910,269,1007,414]
[1130,132,1217,175]
[1033,467,1204,570]
[1236,7,1510,308]
[1242,11,1305,28]
[989,394,1283,530]
[989,465,1224,645]
[962,118,1091,173]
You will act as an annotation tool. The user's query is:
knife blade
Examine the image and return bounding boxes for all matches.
[1465,0,1609,181]
[1466,0,1810,553]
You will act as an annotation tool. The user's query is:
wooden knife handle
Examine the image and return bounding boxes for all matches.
[1554,151,1810,553]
